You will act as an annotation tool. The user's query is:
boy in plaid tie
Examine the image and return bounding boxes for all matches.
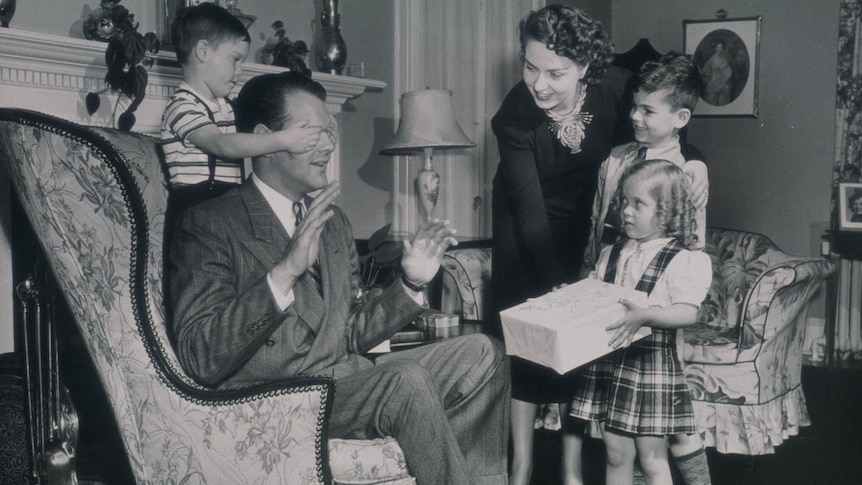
[583,53,709,273]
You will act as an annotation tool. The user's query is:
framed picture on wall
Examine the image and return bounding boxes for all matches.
[684,16,762,117]
[839,182,862,231]
[162,0,219,47]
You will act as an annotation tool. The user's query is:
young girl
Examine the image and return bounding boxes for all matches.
[569,158,712,485]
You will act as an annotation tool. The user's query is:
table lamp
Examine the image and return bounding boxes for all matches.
[382,88,475,221]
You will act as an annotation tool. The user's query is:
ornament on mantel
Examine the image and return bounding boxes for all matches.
[261,20,311,77]
[316,0,347,74]
[0,0,16,28]
[83,0,160,131]
[224,0,256,29]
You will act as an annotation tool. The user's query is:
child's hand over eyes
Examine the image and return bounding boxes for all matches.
[607,299,648,349]
[282,120,320,154]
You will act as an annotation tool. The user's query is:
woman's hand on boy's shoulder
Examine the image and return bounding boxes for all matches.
[683,160,709,208]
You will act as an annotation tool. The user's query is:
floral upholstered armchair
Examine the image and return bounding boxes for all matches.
[0,109,414,484]
[682,228,834,455]
[437,229,834,455]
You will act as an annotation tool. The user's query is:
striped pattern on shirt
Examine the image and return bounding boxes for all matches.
[160,87,242,186]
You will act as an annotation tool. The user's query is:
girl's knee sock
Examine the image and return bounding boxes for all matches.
[674,448,712,485]
[632,462,646,485]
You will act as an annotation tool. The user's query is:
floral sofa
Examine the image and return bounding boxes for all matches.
[439,228,834,455]
[0,109,414,484]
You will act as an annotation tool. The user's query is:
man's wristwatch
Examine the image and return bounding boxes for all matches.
[401,274,427,293]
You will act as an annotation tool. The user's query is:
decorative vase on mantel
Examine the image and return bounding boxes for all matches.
[0,0,16,27]
[316,0,347,74]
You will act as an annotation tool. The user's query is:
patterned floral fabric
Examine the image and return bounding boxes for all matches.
[440,247,492,321]
[0,110,411,484]
[833,0,862,189]
[328,437,414,485]
[682,228,834,454]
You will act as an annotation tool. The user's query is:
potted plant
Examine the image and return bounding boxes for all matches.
[260,20,312,77]
[84,0,159,131]
[358,223,404,290]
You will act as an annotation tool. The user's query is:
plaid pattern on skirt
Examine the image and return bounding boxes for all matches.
[569,239,695,435]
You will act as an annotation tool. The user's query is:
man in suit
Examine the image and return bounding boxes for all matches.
[168,71,510,485]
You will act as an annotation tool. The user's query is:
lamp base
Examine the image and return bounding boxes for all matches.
[416,167,439,221]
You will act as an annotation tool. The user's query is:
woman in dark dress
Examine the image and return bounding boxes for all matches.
[490,5,632,484]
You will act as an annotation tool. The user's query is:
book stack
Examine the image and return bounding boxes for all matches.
[368,311,462,353]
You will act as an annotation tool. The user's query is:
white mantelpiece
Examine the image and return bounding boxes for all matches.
[0,27,385,131]
[0,27,386,353]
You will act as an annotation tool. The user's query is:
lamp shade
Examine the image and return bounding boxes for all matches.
[382,89,475,153]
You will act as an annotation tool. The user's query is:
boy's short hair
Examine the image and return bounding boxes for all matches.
[170,3,250,65]
[632,53,705,112]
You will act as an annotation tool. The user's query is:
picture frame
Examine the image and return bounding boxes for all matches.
[684,16,762,117]
[162,0,219,47]
[838,182,862,231]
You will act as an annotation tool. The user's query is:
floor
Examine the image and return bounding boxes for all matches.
[67,363,862,484]
[529,364,862,485]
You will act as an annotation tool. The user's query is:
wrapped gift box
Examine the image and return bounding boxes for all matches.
[500,278,651,374]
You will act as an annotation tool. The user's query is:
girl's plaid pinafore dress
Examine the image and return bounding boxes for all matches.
[569,238,695,435]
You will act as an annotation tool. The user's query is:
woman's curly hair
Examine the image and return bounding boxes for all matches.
[614,159,700,249]
[518,4,615,85]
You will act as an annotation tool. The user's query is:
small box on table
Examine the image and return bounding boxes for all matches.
[500,279,651,374]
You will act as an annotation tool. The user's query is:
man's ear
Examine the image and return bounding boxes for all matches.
[674,108,692,129]
[193,39,210,63]
[252,125,273,160]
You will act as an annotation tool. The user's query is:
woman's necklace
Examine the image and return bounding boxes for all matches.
[546,82,593,154]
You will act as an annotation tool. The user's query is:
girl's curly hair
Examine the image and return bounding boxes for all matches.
[614,159,700,249]
[518,4,614,85]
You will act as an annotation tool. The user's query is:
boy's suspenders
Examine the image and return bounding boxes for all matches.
[173,89,243,190]
[603,239,685,295]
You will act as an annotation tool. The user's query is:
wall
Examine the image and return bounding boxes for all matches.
[562,0,613,37]
[13,1,162,41]
[614,0,839,320]
[613,0,838,259]
[11,1,316,65]
[336,0,396,238]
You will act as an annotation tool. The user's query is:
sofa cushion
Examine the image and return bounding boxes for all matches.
[683,322,762,363]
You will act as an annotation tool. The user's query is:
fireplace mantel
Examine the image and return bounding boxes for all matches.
[0,27,386,353]
[0,27,385,132]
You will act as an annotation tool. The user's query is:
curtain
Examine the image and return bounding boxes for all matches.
[391,0,543,237]
[834,0,862,188]
[832,0,862,361]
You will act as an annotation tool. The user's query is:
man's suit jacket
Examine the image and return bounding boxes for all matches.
[169,182,426,389]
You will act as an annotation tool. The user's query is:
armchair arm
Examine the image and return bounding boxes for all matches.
[438,243,492,321]
[133,376,337,484]
[736,256,834,362]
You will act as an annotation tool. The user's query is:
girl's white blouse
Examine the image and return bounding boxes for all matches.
[592,237,712,308]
